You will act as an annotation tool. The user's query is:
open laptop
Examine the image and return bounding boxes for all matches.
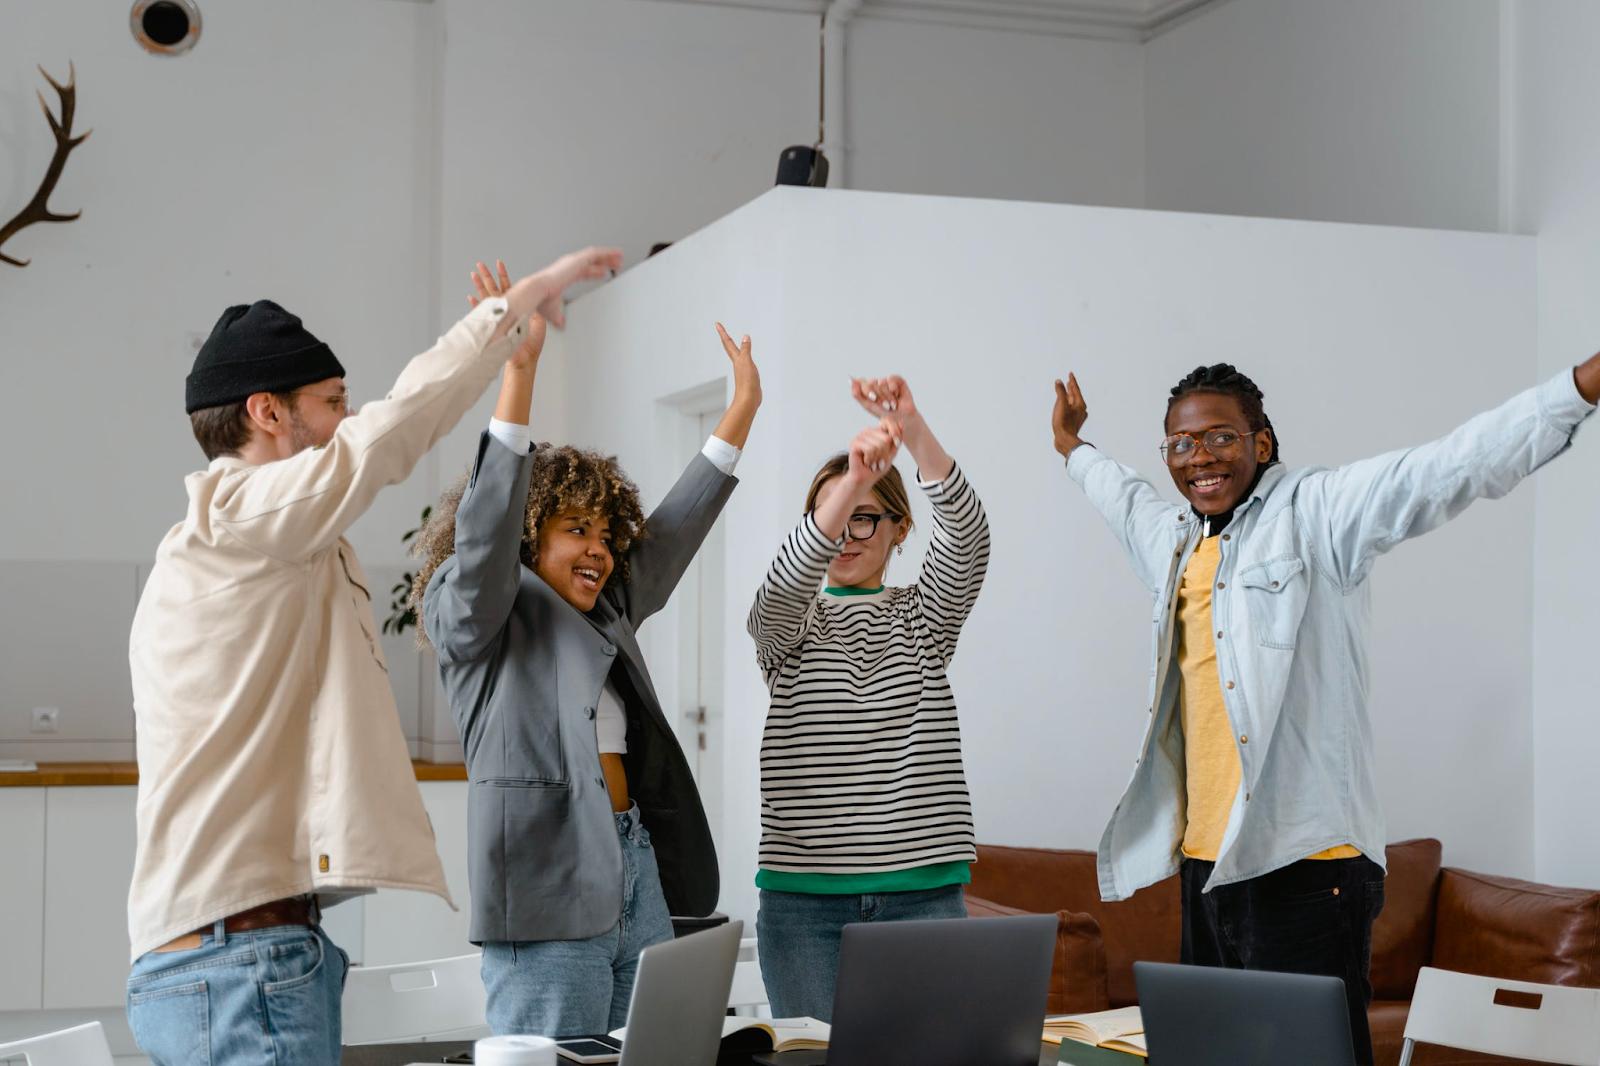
[1134,961,1357,1066]
[607,919,744,1066]
[756,913,1057,1066]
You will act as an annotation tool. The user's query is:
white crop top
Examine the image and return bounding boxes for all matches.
[597,678,628,754]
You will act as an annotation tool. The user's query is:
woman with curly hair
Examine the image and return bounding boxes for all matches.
[411,262,762,1037]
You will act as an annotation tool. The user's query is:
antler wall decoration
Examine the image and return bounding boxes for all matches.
[0,63,91,268]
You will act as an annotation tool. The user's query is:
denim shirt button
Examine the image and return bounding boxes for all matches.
[602,644,617,657]
[584,706,595,720]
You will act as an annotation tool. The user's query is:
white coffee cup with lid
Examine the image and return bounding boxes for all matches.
[472,1034,557,1066]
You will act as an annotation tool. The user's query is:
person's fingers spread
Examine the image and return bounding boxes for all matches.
[496,260,511,291]
[716,323,740,358]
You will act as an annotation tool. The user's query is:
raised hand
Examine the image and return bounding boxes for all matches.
[848,418,903,483]
[716,323,762,412]
[1052,374,1089,458]
[508,314,546,371]
[468,259,513,307]
[851,375,920,431]
[851,375,953,483]
[468,248,625,333]
[535,246,624,328]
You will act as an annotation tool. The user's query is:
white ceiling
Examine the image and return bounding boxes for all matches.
[635,0,1230,41]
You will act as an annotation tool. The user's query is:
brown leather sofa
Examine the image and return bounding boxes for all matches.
[964,839,1600,1066]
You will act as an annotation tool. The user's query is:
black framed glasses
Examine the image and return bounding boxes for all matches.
[1159,429,1258,468]
[846,512,900,541]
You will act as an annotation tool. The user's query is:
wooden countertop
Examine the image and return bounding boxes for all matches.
[0,760,469,787]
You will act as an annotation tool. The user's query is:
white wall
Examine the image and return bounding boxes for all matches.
[846,17,1146,207]
[554,186,1544,926]
[1145,0,1505,233]
[0,1,444,759]
[1512,0,1600,891]
[0,0,1149,756]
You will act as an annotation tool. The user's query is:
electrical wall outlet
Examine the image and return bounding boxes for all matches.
[31,707,59,734]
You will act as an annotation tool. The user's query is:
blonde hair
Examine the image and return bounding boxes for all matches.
[803,453,916,536]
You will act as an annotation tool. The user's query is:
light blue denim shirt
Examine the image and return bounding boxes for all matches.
[1067,371,1595,902]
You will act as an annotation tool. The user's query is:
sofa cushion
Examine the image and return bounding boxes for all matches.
[1431,868,1600,988]
[965,891,1110,1015]
[1370,838,1444,1000]
[972,844,1180,1007]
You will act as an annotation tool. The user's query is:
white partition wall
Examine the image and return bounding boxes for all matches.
[546,186,1541,927]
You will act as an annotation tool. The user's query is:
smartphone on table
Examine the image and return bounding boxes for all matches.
[554,1035,624,1063]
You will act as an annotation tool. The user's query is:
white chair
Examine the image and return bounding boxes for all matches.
[728,936,771,1018]
[0,1021,114,1066]
[1399,966,1600,1066]
[341,952,491,1045]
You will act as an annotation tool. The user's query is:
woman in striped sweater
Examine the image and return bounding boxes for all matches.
[747,375,990,1021]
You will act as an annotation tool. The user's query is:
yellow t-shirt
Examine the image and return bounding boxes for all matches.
[1176,533,1359,862]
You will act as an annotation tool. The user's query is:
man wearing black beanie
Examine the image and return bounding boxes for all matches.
[126,247,623,1066]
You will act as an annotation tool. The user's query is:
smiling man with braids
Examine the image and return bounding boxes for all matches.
[1049,354,1600,1064]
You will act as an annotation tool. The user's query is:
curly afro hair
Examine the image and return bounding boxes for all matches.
[408,442,648,647]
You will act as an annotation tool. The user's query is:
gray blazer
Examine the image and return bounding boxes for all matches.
[423,431,737,944]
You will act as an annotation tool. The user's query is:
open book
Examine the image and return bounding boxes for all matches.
[1043,1005,1147,1057]
[716,1016,830,1054]
[610,1015,830,1054]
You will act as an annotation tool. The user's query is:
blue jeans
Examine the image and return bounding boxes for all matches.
[756,884,967,1022]
[481,804,675,1038]
[126,921,349,1066]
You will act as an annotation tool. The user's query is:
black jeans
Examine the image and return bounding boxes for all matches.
[1180,855,1386,1066]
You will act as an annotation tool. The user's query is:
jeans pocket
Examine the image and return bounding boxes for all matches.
[263,932,326,993]
[128,980,210,1066]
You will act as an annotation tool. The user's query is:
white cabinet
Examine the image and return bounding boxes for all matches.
[12,779,470,1011]
[361,781,473,966]
[42,787,137,1008]
[0,788,46,1010]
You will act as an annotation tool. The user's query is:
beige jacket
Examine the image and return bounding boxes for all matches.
[127,297,524,961]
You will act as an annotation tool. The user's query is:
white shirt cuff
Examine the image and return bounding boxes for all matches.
[702,435,741,476]
[489,417,534,455]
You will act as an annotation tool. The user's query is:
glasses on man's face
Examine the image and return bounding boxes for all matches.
[291,390,352,415]
[1159,428,1258,468]
[846,512,900,541]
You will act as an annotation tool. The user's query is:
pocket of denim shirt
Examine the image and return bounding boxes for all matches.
[1238,555,1308,650]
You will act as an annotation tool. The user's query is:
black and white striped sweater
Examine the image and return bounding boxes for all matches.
[747,463,991,874]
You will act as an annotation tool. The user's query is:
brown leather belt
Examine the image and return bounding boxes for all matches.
[153,897,318,953]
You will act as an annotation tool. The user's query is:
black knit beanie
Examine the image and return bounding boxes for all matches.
[185,300,347,413]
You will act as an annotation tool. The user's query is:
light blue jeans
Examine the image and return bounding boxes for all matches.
[126,921,349,1066]
[756,884,967,1022]
[481,804,675,1038]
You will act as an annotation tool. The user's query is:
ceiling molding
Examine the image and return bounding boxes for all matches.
[633,0,1229,41]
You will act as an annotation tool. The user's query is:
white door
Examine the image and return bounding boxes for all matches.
[677,410,726,847]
